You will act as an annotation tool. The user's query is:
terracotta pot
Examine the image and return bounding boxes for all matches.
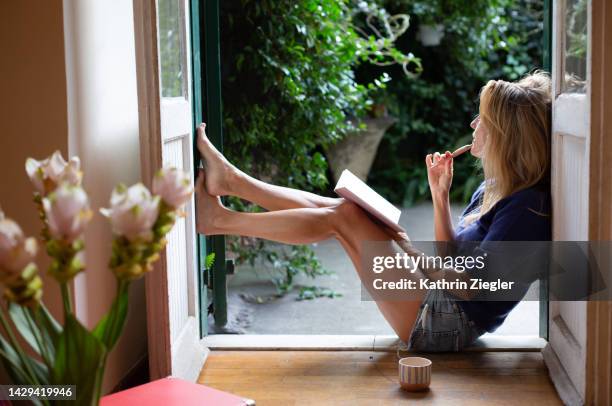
[326,116,397,183]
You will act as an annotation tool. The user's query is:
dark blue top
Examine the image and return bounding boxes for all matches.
[454,180,551,332]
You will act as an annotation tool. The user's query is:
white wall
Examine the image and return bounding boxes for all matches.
[63,0,147,393]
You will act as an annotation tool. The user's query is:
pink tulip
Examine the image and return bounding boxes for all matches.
[0,212,38,274]
[101,183,160,242]
[152,167,193,209]
[42,184,92,243]
[25,151,82,195]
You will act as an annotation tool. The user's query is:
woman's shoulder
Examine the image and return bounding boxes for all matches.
[480,182,551,241]
[495,182,551,216]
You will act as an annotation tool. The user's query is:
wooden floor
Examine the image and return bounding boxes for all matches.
[198,351,562,405]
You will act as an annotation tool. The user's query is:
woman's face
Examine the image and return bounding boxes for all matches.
[470,114,488,158]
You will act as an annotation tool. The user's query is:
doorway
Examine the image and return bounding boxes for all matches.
[200,0,547,346]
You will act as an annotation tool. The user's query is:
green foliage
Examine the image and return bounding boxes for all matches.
[566,0,587,60]
[220,0,417,192]
[365,0,545,205]
[0,286,125,405]
[221,0,362,191]
[410,0,494,25]
[52,315,106,405]
[205,252,216,270]
[220,0,419,295]
[298,286,343,300]
[229,230,338,299]
[92,280,129,351]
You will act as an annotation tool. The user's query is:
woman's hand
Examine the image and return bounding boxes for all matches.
[425,151,453,201]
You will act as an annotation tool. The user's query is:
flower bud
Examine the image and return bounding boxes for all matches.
[42,184,92,243]
[25,151,82,195]
[0,212,38,275]
[3,263,43,307]
[152,167,193,209]
[101,183,160,242]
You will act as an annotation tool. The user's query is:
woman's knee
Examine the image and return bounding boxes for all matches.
[329,199,366,234]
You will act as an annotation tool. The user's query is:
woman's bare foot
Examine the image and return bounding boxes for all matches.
[196,123,240,196]
[195,169,230,235]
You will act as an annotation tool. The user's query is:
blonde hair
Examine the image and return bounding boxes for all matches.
[465,71,551,224]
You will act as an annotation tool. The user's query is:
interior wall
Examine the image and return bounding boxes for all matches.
[62,0,147,394]
[0,0,147,393]
[0,0,67,338]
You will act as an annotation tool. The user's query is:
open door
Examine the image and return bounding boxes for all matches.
[193,0,229,333]
[543,0,589,403]
[544,3,612,403]
[134,0,208,380]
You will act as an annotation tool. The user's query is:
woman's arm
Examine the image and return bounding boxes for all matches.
[394,236,476,300]
[426,151,456,241]
[433,192,455,242]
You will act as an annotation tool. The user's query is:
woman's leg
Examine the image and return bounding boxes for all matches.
[197,124,340,211]
[196,174,424,342]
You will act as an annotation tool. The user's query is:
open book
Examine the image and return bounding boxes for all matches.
[334,169,404,232]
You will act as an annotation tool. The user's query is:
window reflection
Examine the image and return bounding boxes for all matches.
[158,0,185,97]
[562,0,587,93]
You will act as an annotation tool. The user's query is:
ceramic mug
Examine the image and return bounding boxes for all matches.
[398,356,432,391]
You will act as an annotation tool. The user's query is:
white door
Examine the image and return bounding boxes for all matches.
[157,0,207,379]
[134,0,207,380]
[544,0,590,403]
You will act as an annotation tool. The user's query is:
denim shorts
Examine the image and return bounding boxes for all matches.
[408,289,485,352]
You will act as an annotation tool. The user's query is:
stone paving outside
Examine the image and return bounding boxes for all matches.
[213,203,539,336]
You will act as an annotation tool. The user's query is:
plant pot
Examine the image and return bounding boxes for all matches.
[326,116,397,183]
[417,24,445,46]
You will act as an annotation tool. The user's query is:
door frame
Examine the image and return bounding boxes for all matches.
[543,0,612,404]
[199,0,228,331]
[584,0,612,403]
[190,0,228,335]
[539,0,553,341]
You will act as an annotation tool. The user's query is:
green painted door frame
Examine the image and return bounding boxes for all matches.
[190,0,228,337]
[540,0,552,341]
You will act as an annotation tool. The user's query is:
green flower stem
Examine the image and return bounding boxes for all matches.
[92,279,128,403]
[107,279,129,346]
[92,362,106,406]
[60,283,73,318]
[0,307,41,386]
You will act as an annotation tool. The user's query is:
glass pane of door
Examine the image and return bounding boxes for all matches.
[158,0,186,97]
[562,0,587,93]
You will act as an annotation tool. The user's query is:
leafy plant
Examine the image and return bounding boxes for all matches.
[220,0,419,192]
[0,153,192,404]
[220,0,420,296]
[204,252,216,270]
[229,234,340,299]
[297,286,342,300]
[364,0,545,205]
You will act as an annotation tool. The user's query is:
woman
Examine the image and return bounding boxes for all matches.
[196,71,552,352]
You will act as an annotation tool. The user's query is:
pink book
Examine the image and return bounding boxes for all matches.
[334,169,404,232]
[100,377,255,406]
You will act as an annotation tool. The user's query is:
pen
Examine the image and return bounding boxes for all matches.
[429,144,472,168]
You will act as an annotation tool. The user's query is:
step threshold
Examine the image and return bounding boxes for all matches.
[201,334,545,352]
